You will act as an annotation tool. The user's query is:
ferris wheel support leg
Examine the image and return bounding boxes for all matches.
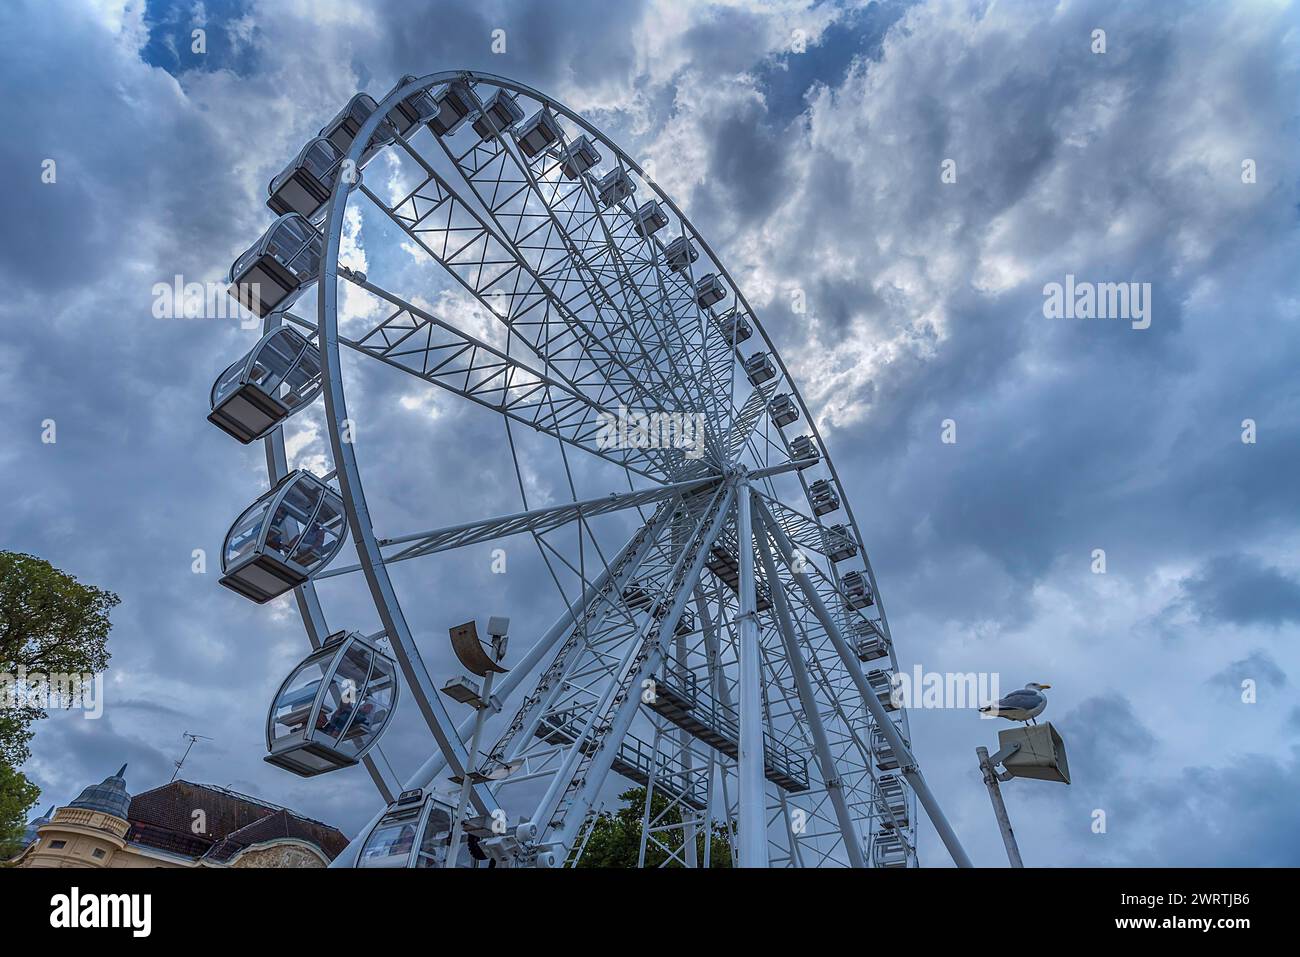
[676,629,700,868]
[735,484,769,868]
[543,487,735,856]
[636,725,662,868]
[756,522,867,868]
[329,526,648,867]
[754,500,974,869]
[695,585,741,865]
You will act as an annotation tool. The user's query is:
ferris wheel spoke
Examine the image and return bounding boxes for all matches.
[289,274,692,480]
[724,382,782,465]
[429,92,745,457]
[751,490,849,563]
[431,108,696,420]
[358,171,658,417]
[501,133,720,440]
[314,475,718,581]
[410,130,685,423]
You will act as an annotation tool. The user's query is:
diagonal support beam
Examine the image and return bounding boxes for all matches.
[754,498,973,868]
[755,510,866,868]
[541,484,737,855]
[328,516,655,867]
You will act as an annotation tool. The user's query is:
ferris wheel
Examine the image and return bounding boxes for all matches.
[207,71,971,868]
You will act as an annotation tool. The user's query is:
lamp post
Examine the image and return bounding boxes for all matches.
[976,721,1071,867]
[976,746,1023,868]
[443,616,510,868]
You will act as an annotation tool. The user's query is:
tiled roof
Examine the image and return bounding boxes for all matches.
[124,781,347,862]
[202,808,348,863]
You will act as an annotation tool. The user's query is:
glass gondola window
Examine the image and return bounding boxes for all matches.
[265,632,399,776]
[631,199,668,237]
[267,136,347,221]
[414,803,453,868]
[695,273,727,308]
[319,93,397,166]
[218,470,348,603]
[767,392,798,426]
[597,168,636,208]
[288,490,345,569]
[559,134,601,180]
[713,308,753,345]
[514,109,560,158]
[269,655,333,744]
[790,434,820,468]
[426,81,477,137]
[664,236,698,273]
[357,790,470,868]
[208,327,323,444]
[359,805,422,867]
[472,89,525,141]
[384,75,438,138]
[224,499,271,568]
[744,351,777,386]
[227,214,323,318]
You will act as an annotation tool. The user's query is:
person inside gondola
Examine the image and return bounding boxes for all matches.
[294,521,327,566]
[321,694,375,738]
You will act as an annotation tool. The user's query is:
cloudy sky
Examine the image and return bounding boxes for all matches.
[2,0,1298,867]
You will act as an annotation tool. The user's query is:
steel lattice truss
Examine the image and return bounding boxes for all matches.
[228,71,975,868]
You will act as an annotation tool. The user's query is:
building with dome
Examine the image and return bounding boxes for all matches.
[20,805,55,848]
[11,764,347,868]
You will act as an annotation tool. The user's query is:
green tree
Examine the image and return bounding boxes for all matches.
[0,551,118,851]
[0,762,41,860]
[573,787,733,868]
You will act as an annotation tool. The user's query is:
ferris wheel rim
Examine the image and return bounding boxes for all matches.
[301,69,910,850]
[319,68,895,622]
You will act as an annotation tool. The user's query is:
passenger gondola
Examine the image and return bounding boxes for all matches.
[356,788,480,868]
[767,392,798,426]
[219,470,348,603]
[227,213,323,318]
[265,630,399,776]
[266,136,348,222]
[208,326,322,443]
[319,92,397,166]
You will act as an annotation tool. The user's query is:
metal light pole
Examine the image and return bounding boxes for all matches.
[447,669,495,867]
[443,617,510,868]
[976,746,1024,868]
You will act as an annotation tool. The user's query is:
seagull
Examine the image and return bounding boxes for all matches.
[979,682,1051,724]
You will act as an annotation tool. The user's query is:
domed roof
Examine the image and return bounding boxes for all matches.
[68,763,131,820]
[21,805,55,846]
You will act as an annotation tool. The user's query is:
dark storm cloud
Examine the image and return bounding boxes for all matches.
[1207,650,1287,695]
[1116,754,1300,867]
[1180,554,1300,628]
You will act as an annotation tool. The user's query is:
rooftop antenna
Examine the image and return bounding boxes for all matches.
[171,731,213,782]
